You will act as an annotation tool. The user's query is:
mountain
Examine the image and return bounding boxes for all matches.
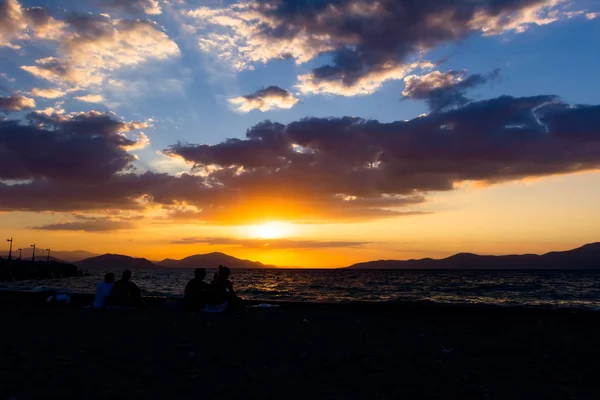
[51,250,101,262]
[346,243,600,270]
[1,250,99,263]
[157,252,275,269]
[76,254,159,270]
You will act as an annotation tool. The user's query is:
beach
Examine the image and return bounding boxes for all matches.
[2,301,600,399]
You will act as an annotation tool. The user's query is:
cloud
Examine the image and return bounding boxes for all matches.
[172,237,370,249]
[187,0,579,96]
[32,218,136,232]
[0,95,36,112]
[122,132,150,151]
[100,0,162,15]
[1,95,600,224]
[30,87,67,99]
[22,57,99,86]
[21,13,180,87]
[0,0,65,48]
[0,110,148,181]
[163,95,600,222]
[297,60,435,97]
[75,94,105,103]
[403,69,500,112]
[229,86,299,112]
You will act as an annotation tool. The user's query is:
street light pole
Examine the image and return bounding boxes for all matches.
[6,237,13,261]
[17,248,22,261]
[31,244,36,262]
[46,248,51,263]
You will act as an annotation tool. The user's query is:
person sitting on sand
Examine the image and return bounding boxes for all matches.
[206,265,242,312]
[182,268,209,312]
[93,272,114,309]
[109,270,146,307]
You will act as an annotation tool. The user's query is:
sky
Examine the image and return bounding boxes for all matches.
[1,0,599,268]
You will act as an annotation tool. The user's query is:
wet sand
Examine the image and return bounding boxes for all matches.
[1,303,600,399]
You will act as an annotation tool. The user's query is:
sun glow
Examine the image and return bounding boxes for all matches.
[245,222,292,239]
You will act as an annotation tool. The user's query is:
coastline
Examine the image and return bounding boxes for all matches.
[2,294,600,399]
[2,288,600,313]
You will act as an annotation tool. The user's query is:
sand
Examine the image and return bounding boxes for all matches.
[1,303,600,399]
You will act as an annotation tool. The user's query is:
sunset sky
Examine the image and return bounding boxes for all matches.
[1,0,599,267]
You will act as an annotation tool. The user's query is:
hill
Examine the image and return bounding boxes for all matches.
[76,254,159,270]
[346,243,600,270]
[1,250,99,263]
[157,252,275,269]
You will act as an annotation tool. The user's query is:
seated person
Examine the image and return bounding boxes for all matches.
[182,268,209,312]
[108,270,146,307]
[206,265,242,312]
[93,272,115,309]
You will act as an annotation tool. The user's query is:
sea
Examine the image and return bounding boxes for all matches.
[3,268,600,310]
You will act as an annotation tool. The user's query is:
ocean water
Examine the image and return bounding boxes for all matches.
[2,268,600,309]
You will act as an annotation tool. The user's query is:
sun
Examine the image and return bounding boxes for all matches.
[246,222,292,239]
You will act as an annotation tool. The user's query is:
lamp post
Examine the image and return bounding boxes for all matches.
[31,244,36,262]
[46,248,51,263]
[17,248,22,261]
[6,237,13,261]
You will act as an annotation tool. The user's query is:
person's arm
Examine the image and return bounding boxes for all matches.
[227,280,237,297]
[130,282,142,295]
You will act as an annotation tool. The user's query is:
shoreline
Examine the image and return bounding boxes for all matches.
[1,289,599,315]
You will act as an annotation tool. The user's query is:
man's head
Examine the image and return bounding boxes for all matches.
[105,272,115,283]
[218,265,231,279]
[194,268,206,280]
[122,269,132,281]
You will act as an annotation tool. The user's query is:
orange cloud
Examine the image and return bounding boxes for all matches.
[30,87,67,99]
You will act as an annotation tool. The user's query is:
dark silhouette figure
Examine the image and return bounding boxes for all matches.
[207,265,242,312]
[94,272,115,309]
[182,268,209,312]
[109,270,146,307]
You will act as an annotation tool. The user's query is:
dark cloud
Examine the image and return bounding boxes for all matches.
[403,69,500,112]
[0,95,36,112]
[193,0,573,95]
[229,86,299,112]
[172,237,370,249]
[165,95,600,220]
[0,111,146,181]
[32,219,135,232]
[2,95,600,224]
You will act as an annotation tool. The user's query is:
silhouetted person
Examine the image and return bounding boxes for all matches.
[94,272,115,309]
[207,265,242,312]
[109,270,146,307]
[182,268,209,312]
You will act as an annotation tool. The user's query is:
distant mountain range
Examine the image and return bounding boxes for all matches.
[74,252,276,270]
[346,243,600,270]
[7,243,600,271]
[76,254,158,270]
[157,252,275,269]
[1,250,99,263]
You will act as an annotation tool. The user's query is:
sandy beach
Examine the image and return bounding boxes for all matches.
[2,301,600,399]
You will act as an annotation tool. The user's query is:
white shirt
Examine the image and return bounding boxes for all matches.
[94,282,113,309]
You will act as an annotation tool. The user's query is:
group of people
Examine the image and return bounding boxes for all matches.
[93,269,146,309]
[93,265,240,312]
[182,265,241,312]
